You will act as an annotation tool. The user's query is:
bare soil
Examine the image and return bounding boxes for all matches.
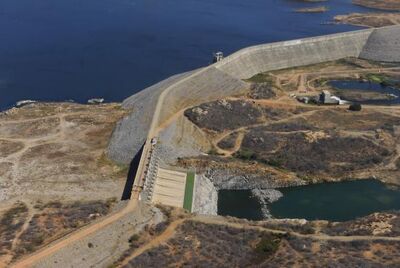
[183,59,400,184]
[123,212,400,268]
[0,102,129,266]
[335,13,400,28]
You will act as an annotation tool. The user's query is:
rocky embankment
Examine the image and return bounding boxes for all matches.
[179,157,305,217]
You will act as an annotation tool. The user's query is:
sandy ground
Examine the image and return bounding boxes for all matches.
[353,0,400,11]
[335,13,400,28]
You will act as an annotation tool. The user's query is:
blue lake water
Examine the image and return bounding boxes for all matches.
[329,80,400,105]
[0,0,372,110]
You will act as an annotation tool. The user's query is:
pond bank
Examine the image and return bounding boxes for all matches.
[192,168,400,222]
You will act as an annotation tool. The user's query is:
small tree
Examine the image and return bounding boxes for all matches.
[349,103,362,111]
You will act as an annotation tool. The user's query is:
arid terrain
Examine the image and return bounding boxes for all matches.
[0,103,129,266]
[335,13,400,28]
[182,58,400,186]
[5,58,399,268]
[334,0,400,28]
[118,207,400,267]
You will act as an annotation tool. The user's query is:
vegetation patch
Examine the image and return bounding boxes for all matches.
[183,172,195,212]
[253,233,282,263]
[234,148,256,161]
[184,99,263,132]
[248,83,278,99]
[365,73,392,85]
[0,203,28,255]
[15,200,114,257]
[246,73,275,84]
[217,132,239,150]
[127,216,400,267]
[239,130,392,177]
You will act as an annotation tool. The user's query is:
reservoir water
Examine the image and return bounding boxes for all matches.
[218,189,264,221]
[218,180,400,222]
[329,80,400,105]
[0,0,372,110]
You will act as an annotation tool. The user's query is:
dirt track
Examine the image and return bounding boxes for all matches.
[120,215,400,267]
[11,201,139,268]
[8,63,400,267]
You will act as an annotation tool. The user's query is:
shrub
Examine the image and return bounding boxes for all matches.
[129,234,140,244]
[265,158,283,168]
[349,103,362,111]
[207,148,221,156]
[253,233,281,263]
[234,149,256,160]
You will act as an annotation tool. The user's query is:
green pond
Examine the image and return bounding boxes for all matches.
[218,180,400,222]
[218,190,264,221]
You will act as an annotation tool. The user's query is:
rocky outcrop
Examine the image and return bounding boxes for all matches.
[251,188,283,218]
[205,169,305,190]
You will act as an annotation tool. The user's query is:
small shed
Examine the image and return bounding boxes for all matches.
[213,52,224,63]
[320,90,339,104]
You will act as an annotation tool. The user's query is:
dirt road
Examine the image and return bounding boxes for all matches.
[119,219,186,267]
[11,200,138,268]
[119,215,400,267]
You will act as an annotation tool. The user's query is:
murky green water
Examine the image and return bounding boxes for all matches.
[218,189,264,221]
[218,180,400,222]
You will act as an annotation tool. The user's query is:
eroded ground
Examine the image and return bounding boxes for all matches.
[0,103,128,266]
[182,58,400,185]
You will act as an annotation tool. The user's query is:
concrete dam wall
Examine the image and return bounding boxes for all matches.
[214,29,373,79]
[360,26,400,63]
[107,70,196,163]
[108,25,400,164]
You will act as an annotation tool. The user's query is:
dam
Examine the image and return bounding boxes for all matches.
[107,25,400,211]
